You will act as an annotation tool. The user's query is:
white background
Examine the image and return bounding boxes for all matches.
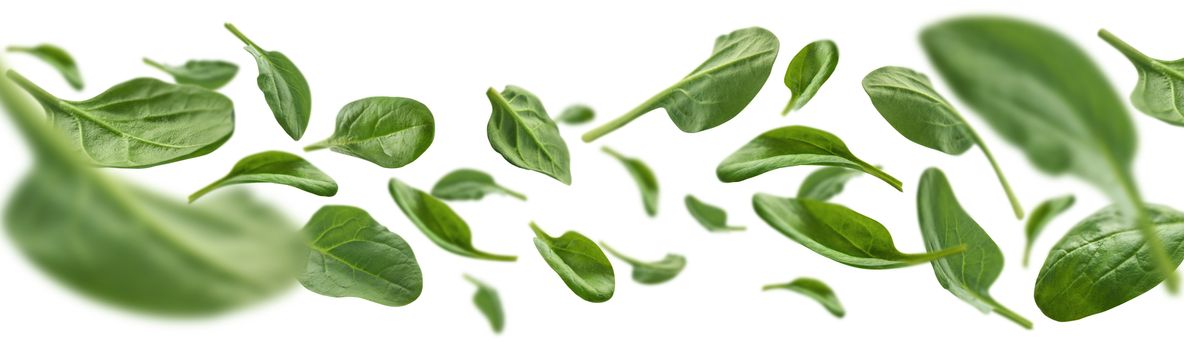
[1,0,1182,348]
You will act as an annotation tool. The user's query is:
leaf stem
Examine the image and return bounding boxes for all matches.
[1098,29,1152,64]
[1116,168,1179,293]
[224,23,262,51]
[986,299,1033,330]
[582,95,660,143]
[856,161,902,192]
[142,57,169,72]
[903,243,968,264]
[187,178,224,203]
[303,139,331,152]
[781,98,795,116]
[971,134,1024,219]
[497,185,527,201]
[5,70,57,105]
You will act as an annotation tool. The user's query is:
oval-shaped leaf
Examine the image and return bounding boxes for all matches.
[917,168,1031,329]
[305,96,435,168]
[388,178,515,262]
[600,242,685,285]
[464,275,505,333]
[7,70,233,168]
[716,126,901,191]
[602,147,658,216]
[685,195,745,232]
[1023,195,1075,267]
[143,58,238,90]
[431,168,526,201]
[782,39,838,115]
[797,166,861,201]
[530,222,614,302]
[486,85,572,184]
[298,205,422,307]
[762,277,845,318]
[582,27,779,141]
[555,104,595,125]
[1034,204,1184,321]
[922,16,1177,290]
[189,150,337,203]
[7,44,83,90]
[1098,29,1184,125]
[225,23,311,140]
[753,193,964,269]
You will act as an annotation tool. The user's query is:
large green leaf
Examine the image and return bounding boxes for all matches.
[917,168,1031,329]
[602,147,658,216]
[1023,195,1075,267]
[143,58,238,90]
[190,150,336,202]
[431,168,526,201]
[464,275,505,333]
[305,97,435,168]
[531,222,614,302]
[298,205,422,307]
[226,23,311,140]
[7,70,233,168]
[600,242,685,285]
[716,126,901,191]
[486,85,571,184]
[685,195,745,232]
[582,27,779,141]
[762,277,845,318]
[782,39,838,115]
[7,44,83,90]
[388,178,515,261]
[1098,29,1184,125]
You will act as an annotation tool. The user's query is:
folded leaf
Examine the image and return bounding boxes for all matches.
[763,277,845,318]
[600,242,685,285]
[602,147,658,216]
[389,178,515,261]
[531,222,614,302]
[717,126,901,191]
[299,206,422,307]
[1023,195,1075,267]
[464,275,505,333]
[190,151,337,202]
[685,195,744,232]
[796,167,861,201]
[431,168,526,201]
[7,44,83,90]
[143,58,238,90]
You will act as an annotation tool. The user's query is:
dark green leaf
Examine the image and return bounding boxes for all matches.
[298,205,422,307]
[1098,29,1184,125]
[7,44,83,90]
[716,126,902,191]
[464,275,505,333]
[917,168,1031,329]
[555,104,594,125]
[388,178,515,261]
[685,195,744,232]
[1023,195,1075,267]
[782,39,838,115]
[922,16,1177,291]
[143,58,238,90]
[7,70,233,168]
[762,277,845,318]
[602,146,658,216]
[796,167,861,201]
[1034,204,1184,321]
[305,96,434,168]
[431,168,526,201]
[189,150,337,203]
[582,27,779,142]
[530,222,614,302]
[486,85,572,184]
[600,242,685,285]
[753,193,964,269]
[225,23,311,140]
[863,66,1022,219]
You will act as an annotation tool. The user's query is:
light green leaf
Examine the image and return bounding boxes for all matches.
[531,222,614,302]
[189,150,337,203]
[555,104,595,125]
[1023,195,1075,267]
[486,85,572,184]
[796,167,861,201]
[763,277,845,318]
[305,96,435,168]
[388,178,515,262]
[782,39,838,115]
[1098,29,1184,125]
[600,242,685,285]
[716,126,902,191]
[464,275,505,333]
[143,58,238,90]
[431,168,526,201]
[225,23,311,140]
[602,146,658,216]
[7,44,83,90]
[298,205,422,307]
[685,195,744,232]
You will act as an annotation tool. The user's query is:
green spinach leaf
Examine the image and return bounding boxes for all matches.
[600,242,685,285]
[464,275,505,333]
[305,96,434,168]
[530,222,614,302]
[782,40,838,115]
[143,58,238,90]
[582,27,779,142]
[1023,195,1075,267]
[7,70,233,168]
[1098,29,1184,125]
[431,168,526,201]
[225,23,310,140]
[863,66,1023,219]
[7,44,83,90]
[602,147,658,216]
[797,167,861,201]
[917,168,1031,329]
[299,205,422,307]
[762,277,845,318]
[555,104,594,125]
[389,178,515,261]
[922,15,1177,291]
[189,150,337,203]
[486,86,572,184]
[717,126,901,191]
[685,195,745,232]
[753,194,964,269]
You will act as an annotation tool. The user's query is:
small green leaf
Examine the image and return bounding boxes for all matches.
[600,242,685,285]
[716,126,902,191]
[143,58,238,90]
[225,23,311,140]
[1023,195,1075,267]
[189,151,337,203]
[917,168,1031,329]
[582,27,779,142]
[1098,29,1184,125]
[1034,204,1184,321]
[7,44,83,90]
[464,274,505,333]
[298,206,422,307]
[431,168,526,201]
[305,96,435,168]
[753,193,965,269]
[602,146,658,216]
[486,86,572,184]
[796,167,861,201]
[685,195,744,232]
[388,178,516,262]
[763,277,845,318]
[7,70,233,168]
[530,222,614,302]
[782,40,838,115]
[555,104,595,125]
